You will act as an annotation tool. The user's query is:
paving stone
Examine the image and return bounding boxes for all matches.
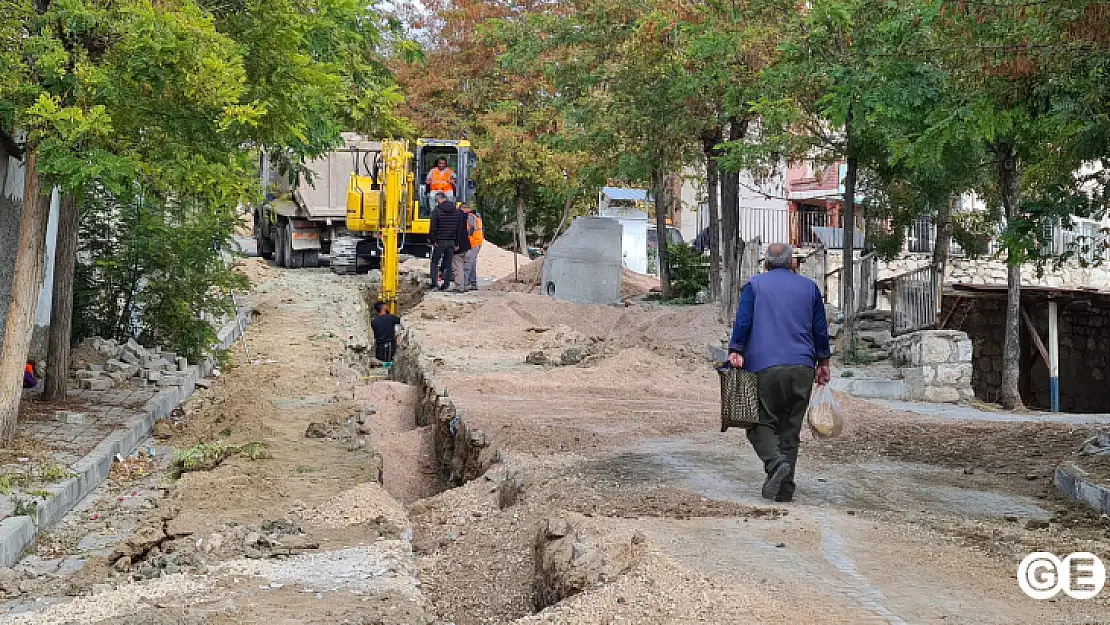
[53,412,86,426]
[80,379,112,391]
[77,532,125,553]
[55,558,86,577]
[14,556,61,577]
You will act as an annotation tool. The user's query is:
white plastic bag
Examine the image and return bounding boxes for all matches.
[807,385,844,439]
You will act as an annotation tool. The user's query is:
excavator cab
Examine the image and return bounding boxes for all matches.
[415,139,477,218]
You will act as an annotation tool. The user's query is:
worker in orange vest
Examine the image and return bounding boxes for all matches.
[461,203,483,290]
[23,361,37,389]
[425,158,457,195]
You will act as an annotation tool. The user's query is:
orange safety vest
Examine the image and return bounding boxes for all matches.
[428,167,455,192]
[25,363,33,376]
[468,213,484,248]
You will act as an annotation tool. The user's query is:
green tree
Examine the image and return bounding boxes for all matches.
[910,0,1110,408]
[0,0,404,439]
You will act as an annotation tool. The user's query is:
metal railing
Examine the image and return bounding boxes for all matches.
[888,264,940,336]
[736,206,843,249]
[738,207,790,246]
[795,209,840,248]
[895,215,1107,260]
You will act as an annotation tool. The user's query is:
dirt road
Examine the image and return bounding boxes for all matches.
[1,260,1108,624]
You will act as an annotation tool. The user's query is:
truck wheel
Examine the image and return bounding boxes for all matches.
[257,236,274,260]
[273,229,285,267]
[285,224,304,268]
[303,250,319,268]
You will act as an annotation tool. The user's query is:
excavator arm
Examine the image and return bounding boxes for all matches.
[378,139,411,315]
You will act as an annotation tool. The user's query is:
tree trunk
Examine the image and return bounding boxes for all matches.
[650,167,673,300]
[931,194,955,320]
[44,194,79,400]
[514,180,528,256]
[0,148,53,441]
[554,189,575,238]
[702,132,722,308]
[841,110,858,330]
[996,143,1024,410]
[932,195,954,276]
[718,118,746,322]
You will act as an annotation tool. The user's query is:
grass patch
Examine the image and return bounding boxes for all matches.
[173,440,271,475]
[27,489,53,499]
[295,465,314,474]
[840,370,855,378]
[218,427,233,437]
[239,442,271,461]
[13,498,37,518]
[37,460,71,483]
[0,473,29,495]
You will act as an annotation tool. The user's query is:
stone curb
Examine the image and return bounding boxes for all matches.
[0,306,252,567]
[1054,462,1110,516]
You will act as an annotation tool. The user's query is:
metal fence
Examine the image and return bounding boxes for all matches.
[888,264,940,336]
[896,215,1106,260]
[737,206,840,249]
[738,207,791,246]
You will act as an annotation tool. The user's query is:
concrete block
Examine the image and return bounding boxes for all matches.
[920,335,954,364]
[105,359,126,373]
[119,350,139,365]
[106,371,129,384]
[145,369,161,383]
[176,357,188,372]
[80,378,111,391]
[162,351,176,362]
[901,367,926,400]
[922,386,961,403]
[956,339,973,363]
[54,411,87,425]
[934,363,972,386]
[87,364,104,372]
[75,370,101,380]
[125,338,143,353]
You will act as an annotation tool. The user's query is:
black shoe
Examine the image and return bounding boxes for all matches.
[774,492,793,503]
[762,462,790,500]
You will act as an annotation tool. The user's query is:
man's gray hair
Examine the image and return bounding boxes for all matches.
[434,192,447,201]
[765,243,793,268]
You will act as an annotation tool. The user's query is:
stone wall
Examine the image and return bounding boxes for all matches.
[888,330,974,403]
[879,252,1110,290]
[941,294,1110,412]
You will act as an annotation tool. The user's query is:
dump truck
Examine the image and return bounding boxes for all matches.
[252,133,477,273]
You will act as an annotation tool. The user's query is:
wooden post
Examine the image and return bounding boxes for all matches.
[1048,301,1059,413]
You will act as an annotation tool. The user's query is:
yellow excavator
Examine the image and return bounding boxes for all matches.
[343,138,477,313]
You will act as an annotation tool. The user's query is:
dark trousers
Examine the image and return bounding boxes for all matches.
[746,365,815,499]
[430,241,455,288]
[375,341,395,363]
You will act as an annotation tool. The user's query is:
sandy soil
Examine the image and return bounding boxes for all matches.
[401,289,1110,625]
[10,259,1110,625]
[1,264,436,624]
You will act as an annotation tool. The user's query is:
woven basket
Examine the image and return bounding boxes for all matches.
[718,367,760,432]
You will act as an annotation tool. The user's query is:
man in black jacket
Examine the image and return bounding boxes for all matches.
[429,192,464,290]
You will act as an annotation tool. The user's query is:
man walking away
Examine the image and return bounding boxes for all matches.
[371,301,402,365]
[452,203,471,292]
[728,243,831,502]
[429,192,464,291]
[461,203,483,290]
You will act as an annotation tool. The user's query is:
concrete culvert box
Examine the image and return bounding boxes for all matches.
[541,217,623,305]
